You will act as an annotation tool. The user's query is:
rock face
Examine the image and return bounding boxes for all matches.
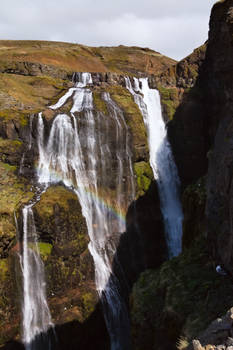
[188,308,233,350]
[155,44,208,187]
[203,0,233,276]
[130,1,233,350]
[130,178,233,350]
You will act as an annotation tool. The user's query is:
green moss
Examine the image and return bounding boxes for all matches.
[81,292,96,316]
[0,72,70,115]
[93,91,108,115]
[0,138,22,150]
[38,242,52,260]
[131,235,233,348]
[0,110,28,126]
[108,85,148,159]
[35,186,77,218]
[1,163,16,172]
[134,161,154,197]
[0,259,8,281]
[157,85,179,120]
[0,161,34,216]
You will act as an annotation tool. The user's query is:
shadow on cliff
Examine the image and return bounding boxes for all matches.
[1,302,110,350]
[30,179,167,350]
[54,301,110,350]
[114,179,167,288]
[167,70,211,190]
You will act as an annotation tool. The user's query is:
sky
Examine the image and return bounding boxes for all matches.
[0,0,216,60]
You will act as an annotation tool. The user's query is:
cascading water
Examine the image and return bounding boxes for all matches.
[125,77,183,258]
[37,72,134,350]
[20,201,53,350]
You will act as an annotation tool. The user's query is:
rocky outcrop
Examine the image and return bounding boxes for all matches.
[0,61,70,80]
[188,308,233,350]
[157,44,208,187]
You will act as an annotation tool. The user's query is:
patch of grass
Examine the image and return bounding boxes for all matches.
[35,186,78,218]
[0,110,28,126]
[38,242,52,260]
[93,91,108,115]
[0,73,69,113]
[0,161,33,214]
[81,292,96,316]
[0,40,175,77]
[0,260,8,281]
[108,85,148,159]
[157,85,179,120]
[134,161,154,197]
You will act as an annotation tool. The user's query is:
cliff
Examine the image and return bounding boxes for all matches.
[130,1,233,350]
[0,42,174,349]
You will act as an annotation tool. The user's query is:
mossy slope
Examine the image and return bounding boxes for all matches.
[131,235,233,350]
[33,185,97,325]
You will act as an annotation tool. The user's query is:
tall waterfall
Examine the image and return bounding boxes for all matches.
[37,72,134,350]
[125,77,183,258]
[20,202,53,350]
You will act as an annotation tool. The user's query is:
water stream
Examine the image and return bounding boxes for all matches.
[19,72,183,350]
[37,72,134,350]
[20,198,54,350]
[125,77,183,258]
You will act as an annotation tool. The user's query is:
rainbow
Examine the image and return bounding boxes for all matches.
[35,166,127,227]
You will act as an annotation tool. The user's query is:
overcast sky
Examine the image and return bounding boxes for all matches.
[0,0,216,60]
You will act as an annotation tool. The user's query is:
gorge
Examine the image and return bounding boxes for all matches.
[1,1,233,350]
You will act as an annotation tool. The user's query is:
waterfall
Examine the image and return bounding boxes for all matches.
[125,77,183,258]
[20,202,53,350]
[37,72,134,350]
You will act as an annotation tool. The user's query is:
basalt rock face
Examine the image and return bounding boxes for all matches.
[153,43,208,188]
[203,0,233,277]
[130,1,233,350]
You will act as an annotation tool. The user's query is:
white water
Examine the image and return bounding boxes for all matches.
[125,77,183,258]
[20,203,53,350]
[37,72,134,350]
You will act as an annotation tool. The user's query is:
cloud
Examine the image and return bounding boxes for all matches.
[0,0,216,60]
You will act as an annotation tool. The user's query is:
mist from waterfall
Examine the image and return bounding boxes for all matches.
[37,72,134,350]
[20,203,53,350]
[125,76,183,258]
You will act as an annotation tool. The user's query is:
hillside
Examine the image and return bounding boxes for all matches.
[0,40,175,116]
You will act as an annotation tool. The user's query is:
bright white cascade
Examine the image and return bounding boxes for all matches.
[37,72,134,350]
[125,77,183,258]
[20,203,53,350]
